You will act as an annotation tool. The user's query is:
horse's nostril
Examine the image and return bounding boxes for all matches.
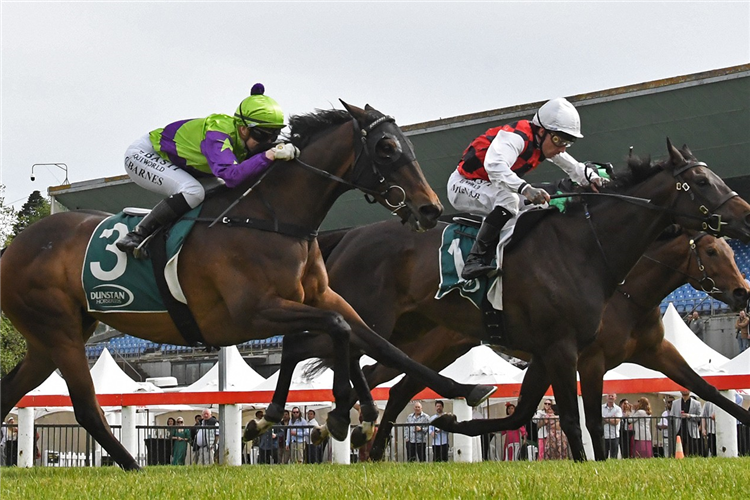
[744,213,750,227]
[419,204,443,222]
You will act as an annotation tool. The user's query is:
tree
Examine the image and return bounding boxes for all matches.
[0,185,16,247]
[9,190,50,241]
[1,314,25,377]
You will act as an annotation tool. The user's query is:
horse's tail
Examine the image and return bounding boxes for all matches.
[317,227,354,262]
[305,357,333,377]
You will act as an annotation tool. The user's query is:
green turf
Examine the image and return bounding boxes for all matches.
[2,458,749,499]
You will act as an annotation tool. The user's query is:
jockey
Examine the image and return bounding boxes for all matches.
[116,83,300,258]
[447,97,606,280]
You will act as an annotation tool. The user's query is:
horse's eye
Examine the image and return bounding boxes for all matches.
[706,247,717,256]
[695,177,709,187]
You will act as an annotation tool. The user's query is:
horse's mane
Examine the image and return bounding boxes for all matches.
[562,153,662,213]
[286,109,351,149]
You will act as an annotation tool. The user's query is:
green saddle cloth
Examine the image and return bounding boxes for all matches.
[81,207,201,312]
[434,223,496,309]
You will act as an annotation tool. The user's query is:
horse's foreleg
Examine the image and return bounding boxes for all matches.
[1,347,56,419]
[251,298,353,441]
[632,340,750,424]
[52,345,139,470]
[431,358,550,435]
[347,357,380,449]
[368,373,426,461]
[343,319,494,406]
[578,349,608,461]
[545,344,586,462]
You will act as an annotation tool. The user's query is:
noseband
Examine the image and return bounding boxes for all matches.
[672,160,739,236]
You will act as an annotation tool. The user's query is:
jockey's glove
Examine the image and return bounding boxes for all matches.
[274,143,301,161]
[522,185,550,205]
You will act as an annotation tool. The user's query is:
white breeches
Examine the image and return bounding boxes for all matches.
[124,135,205,208]
[447,169,523,217]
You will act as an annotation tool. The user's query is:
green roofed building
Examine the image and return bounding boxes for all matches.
[49,64,750,231]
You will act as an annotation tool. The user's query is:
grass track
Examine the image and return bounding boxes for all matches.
[2,458,750,499]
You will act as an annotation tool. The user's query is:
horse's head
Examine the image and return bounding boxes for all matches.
[340,101,443,231]
[670,228,750,311]
[658,139,750,243]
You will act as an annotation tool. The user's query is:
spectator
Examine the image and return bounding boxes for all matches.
[191,414,202,464]
[632,397,653,458]
[305,409,323,464]
[429,400,450,462]
[405,402,430,462]
[670,390,702,456]
[0,419,6,467]
[4,417,17,466]
[171,417,191,465]
[535,399,554,460]
[278,410,291,464]
[194,408,219,465]
[657,396,675,457]
[544,404,569,460]
[249,410,278,465]
[687,311,706,342]
[701,401,717,457]
[500,402,527,461]
[601,393,622,459]
[619,399,634,458]
[286,407,307,464]
[736,310,749,353]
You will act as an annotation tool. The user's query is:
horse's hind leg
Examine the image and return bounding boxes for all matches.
[545,342,586,462]
[1,346,56,419]
[51,344,140,470]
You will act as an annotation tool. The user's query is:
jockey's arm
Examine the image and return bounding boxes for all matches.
[201,130,273,189]
[483,130,527,195]
[548,152,601,186]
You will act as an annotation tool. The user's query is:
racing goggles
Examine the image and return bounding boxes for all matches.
[249,127,279,143]
[550,133,576,148]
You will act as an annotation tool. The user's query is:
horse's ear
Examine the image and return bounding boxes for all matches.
[339,99,365,122]
[681,144,695,159]
[666,138,685,165]
[364,104,374,111]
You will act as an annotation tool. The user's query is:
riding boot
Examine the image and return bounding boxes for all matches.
[116,194,193,259]
[461,206,513,280]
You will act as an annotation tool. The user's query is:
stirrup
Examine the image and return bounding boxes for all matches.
[131,234,155,260]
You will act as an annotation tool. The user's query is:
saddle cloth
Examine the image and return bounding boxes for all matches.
[81,207,200,312]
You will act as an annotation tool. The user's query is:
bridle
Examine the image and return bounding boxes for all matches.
[208,112,419,233]
[640,232,719,294]
[292,114,416,222]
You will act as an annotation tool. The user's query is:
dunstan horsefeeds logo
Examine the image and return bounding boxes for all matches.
[89,284,134,308]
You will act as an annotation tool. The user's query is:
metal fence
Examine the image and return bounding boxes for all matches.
[2,419,749,467]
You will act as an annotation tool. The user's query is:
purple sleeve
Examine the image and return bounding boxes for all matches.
[200,131,273,188]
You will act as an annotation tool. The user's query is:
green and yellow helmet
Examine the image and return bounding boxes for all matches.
[234,83,285,129]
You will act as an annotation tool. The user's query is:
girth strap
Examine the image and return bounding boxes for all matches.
[149,227,209,347]
[195,216,318,241]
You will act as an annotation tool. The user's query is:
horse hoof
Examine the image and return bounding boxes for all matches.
[244,420,261,441]
[310,425,327,445]
[466,384,497,407]
[430,414,457,432]
[369,445,385,462]
[327,412,350,441]
[360,403,379,423]
[350,426,369,449]
[122,461,141,471]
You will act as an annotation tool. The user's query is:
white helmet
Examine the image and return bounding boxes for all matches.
[532,97,583,139]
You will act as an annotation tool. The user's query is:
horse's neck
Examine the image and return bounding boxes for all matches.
[619,239,690,308]
[562,178,677,292]
[217,122,356,230]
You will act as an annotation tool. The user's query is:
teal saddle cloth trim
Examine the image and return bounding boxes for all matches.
[435,223,496,309]
[82,207,201,312]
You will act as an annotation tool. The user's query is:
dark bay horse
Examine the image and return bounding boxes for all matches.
[0,103,495,470]
[326,226,749,460]
[308,141,750,460]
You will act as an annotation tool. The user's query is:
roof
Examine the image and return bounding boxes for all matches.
[49,64,750,230]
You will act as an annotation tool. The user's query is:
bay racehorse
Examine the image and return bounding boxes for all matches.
[301,141,750,460]
[0,103,495,470]
[324,225,749,460]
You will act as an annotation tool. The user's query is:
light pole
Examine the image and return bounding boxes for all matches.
[30,163,69,185]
